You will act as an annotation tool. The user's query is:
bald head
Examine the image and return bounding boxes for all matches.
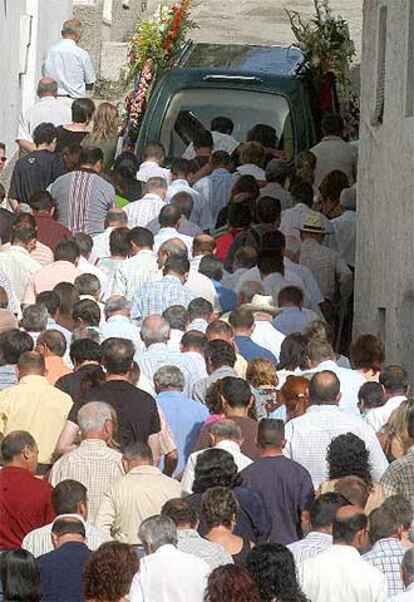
[140,315,170,347]
[62,18,82,41]
[333,505,368,549]
[192,234,217,258]
[157,238,188,268]
[37,77,58,98]
[309,370,340,406]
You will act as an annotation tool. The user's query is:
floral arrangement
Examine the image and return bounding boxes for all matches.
[287,0,359,137]
[122,1,197,143]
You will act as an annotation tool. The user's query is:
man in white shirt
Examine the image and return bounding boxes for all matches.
[166,159,214,231]
[129,515,209,602]
[125,177,167,228]
[147,192,202,238]
[311,113,358,187]
[43,19,95,100]
[153,205,193,256]
[89,209,128,266]
[0,221,41,301]
[181,419,252,493]
[331,186,357,268]
[74,233,108,294]
[306,339,366,415]
[17,78,71,153]
[301,505,388,602]
[193,151,237,226]
[101,296,142,352]
[284,370,388,488]
[389,548,414,602]
[136,143,172,183]
[366,366,409,433]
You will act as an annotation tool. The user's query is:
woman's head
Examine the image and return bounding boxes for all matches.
[350,335,385,374]
[319,170,349,207]
[247,543,307,602]
[204,565,262,602]
[278,333,309,371]
[91,102,119,142]
[71,97,95,125]
[305,320,335,346]
[247,124,278,148]
[202,486,238,530]
[83,541,139,602]
[229,175,260,203]
[0,549,42,602]
[240,141,265,167]
[113,152,140,183]
[384,399,414,453]
[246,358,278,388]
[281,375,311,421]
[295,150,316,187]
[192,448,240,494]
[326,432,373,488]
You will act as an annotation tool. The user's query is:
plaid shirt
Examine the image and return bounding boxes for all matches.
[287,531,332,565]
[131,275,196,325]
[363,538,405,595]
[381,448,414,511]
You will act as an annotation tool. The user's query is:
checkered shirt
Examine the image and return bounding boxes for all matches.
[363,538,405,595]
[131,275,196,325]
[287,531,333,565]
[381,448,414,512]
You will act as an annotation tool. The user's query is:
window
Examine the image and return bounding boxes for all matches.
[159,88,293,160]
[372,5,387,125]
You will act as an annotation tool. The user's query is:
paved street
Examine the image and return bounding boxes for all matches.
[190,0,363,60]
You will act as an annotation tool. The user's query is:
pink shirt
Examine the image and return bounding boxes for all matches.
[23,260,82,304]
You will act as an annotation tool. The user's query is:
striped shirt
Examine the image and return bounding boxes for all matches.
[49,169,115,235]
[287,531,332,565]
[177,529,233,569]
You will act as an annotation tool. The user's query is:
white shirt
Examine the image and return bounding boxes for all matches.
[389,583,414,601]
[101,315,142,353]
[284,257,324,310]
[166,179,213,231]
[167,328,184,351]
[181,440,253,493]
[147,215,202,238]
[90,228,113,266]
[43,38,96,98]
[0,246,41,300]
[236,163,266,181]
[78,255,108,296]
[181,351,208,382]
[129,544,209,602]
[251,319,285,363]
[281,203,338,251]
[366,396,407,433]
[17,97,72,143]
[186,268,218,307]
[125,193,166,228]
[307,359,366,416]
[235,265,304,296]
[331,210,357,267]
[109,249,160,302]
[221,268,249,290]
[154,227,193,256]
[136,161,171,183]
[311,136,358,186]
[183,131,239,159]
[193,168,237,226]
[301,544,388,602]
[284,405,389,488]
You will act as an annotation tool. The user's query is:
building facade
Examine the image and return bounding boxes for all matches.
[354,0,414,375]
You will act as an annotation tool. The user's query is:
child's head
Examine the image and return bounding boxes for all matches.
[246,358,278,389]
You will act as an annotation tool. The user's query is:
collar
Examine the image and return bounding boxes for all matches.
[79,439,107,449]
[142,192,164,202]
[128,465,161,476]
[372,537,402,549]
[314,360,337,370]
[19,375,49,385]
[157,390,184,400]
[307,531,333,542]
[215,440,242,455]
[306,405,338,414]
[39,96,57,103]
[147,342,168,351]
[160,227,179,235]
[330,544,361,558]
[107,314,130,323]
[162,274,182,284]
[212,168,231,176]
[172,178,189,187]
[212,366,237,377]
[9,245,29,256]
[177,529,200,539]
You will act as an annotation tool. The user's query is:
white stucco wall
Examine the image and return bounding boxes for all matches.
[0,0,72,154]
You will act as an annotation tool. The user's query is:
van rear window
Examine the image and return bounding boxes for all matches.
[159,88,294,160]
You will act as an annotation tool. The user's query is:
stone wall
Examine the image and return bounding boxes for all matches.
[354,0,414,376]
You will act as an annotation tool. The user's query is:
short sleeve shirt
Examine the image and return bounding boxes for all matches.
[8,150,66,204]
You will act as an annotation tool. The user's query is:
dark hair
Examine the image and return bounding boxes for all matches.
[193,130,214,150]
[333,510,367,543]
[113,151,140,183]
[379,365,409,393]
[104,209,128,228]
[206,320,234,340]
[327,433,373,488]
[350,335,385,373]
[69,338,102,364]
[36,290,60,316]
[277,333,309,371]
[128,226,154,249]
[0,550,42,602]
[164,254,190,276]
[61,145,81,171]
[257,247,284,277]
[227,202,252,229]
[83,542,139,602]
[159,204,181,227]
[204,565,262,602]
[310,493,349,530]
[0,329,33,365]
[257,419,285,448]
[211,117,234,134]
[54,239,80,263]
[368,506,399,544]
[73,233,93,257]
[17,351,45,375]
[109,227,129,258]
[162,305,187,331]
[290,181,314,208]
[171,158,193,177]
[321,113,344,137]
[247,543,308,602]
[73,299,101,328]
[278,286,304,307]
[161,498,198,528]
[79,146,104,166]
[53,282,79,318]
[233,246,257,269]
[51,479,87,514]
[319,170,349,204]
[37,330,66,357]
[28,190,55,212]
[309,371,340,405]
[334,476,370,509]
[247,124,277,148]
[211,150,232,169]
[202,486,238,529]
[75,273,100,296]
[204,340,236,370]
[192,448,240,494]
[10,223,37,245]
[71,97,95,124]
[1,430,37,462]
[199,256,224,281]
[102,338,134,374]
[256,196,281,224]
[221,376,252,409]
[32,122,58,146]
[229,307,254,330]
[187,298,213,321]
[358,382,385,408]
[382,495,413,531]
[52,516,86,538]
[180,330,208,352]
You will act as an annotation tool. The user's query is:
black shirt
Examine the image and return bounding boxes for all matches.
[56,127,88,153]
[55,364,105,401]
[68,380,161,451]
[8,150,66,204]
[38,541,90,602]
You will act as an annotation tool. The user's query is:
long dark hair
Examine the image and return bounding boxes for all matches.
[327,433,373,488]
[0,550,42,602]
[192,448,241,494]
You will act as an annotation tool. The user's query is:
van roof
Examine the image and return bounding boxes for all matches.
[178,43,305,77]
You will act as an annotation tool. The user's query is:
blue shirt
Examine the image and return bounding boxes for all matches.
[213,281,237,313]
[38,540,91,601]
[273,306,317,335]
[235,335,277,365]
[156,390,209,476]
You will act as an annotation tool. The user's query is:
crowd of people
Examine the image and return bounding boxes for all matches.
[0,16,413,602]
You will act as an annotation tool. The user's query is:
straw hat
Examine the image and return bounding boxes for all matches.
[299,211,326,234]
[241,294,280,316]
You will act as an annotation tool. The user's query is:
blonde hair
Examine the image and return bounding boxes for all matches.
[246,358,278,388]
[90,102,119,142]
[295,150,316,187]
[240,141,265,167]
[381,399,414,455]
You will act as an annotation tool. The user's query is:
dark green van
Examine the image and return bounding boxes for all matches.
[135,43,319,161]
